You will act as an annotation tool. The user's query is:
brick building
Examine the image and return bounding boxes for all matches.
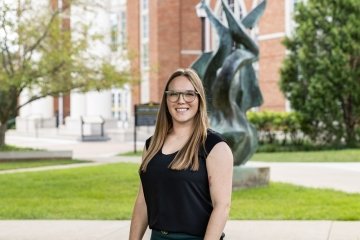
[13,0,296,135]
[127,0,296,112]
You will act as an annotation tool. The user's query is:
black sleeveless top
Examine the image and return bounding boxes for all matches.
[140,129,225,237]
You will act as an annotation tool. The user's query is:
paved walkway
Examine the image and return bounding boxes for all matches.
[249,161,360,193]
[0,220,359,240]
[2,131,360,239]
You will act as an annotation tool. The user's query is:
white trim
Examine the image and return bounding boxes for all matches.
[258,32,286,41]
[214,0,221,13]
[285,99,292,112]
[252,0,259,9]
[205,17,211,51]
[140,0,150,103]
[181,50,202,55]
[140,71,150,103]
[236,0,248,18]
[285,0,294,37]
[285,0,297,112]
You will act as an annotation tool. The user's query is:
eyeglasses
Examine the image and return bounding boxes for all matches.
[164,90,199,103]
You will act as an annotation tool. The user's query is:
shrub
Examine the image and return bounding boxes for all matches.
[247,111,303,145]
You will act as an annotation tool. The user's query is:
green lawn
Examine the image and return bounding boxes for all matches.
[0,162,359,220]
[0,144,38,152]
[231,183,360,220]
[120,149,360,162]
[0,159,90,171]
[118,151,143,157]
[251,149,360,162]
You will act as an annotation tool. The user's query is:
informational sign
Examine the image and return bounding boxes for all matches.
[135,103,160,126]
[134,102,160,153]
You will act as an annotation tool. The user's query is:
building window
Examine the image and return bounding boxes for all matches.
[141,42,149,69]
[111,86,131,122]
[142,15,149,39]
[120,10,127,46]
[142,0,148,11]
[110,13,119,51]
[140,0,150,70]
[118,93,122,106]
[140,0,150,102]
[228,0,234,11]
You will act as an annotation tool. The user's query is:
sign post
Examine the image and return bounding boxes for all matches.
[134,102,160,153]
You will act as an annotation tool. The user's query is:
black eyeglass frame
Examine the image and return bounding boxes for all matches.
[164,90,199,103]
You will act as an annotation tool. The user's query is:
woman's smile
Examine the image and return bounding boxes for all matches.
[175,107,189,112]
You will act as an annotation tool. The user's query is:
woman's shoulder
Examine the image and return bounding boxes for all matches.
[145,136,153,150]
[204,129,228,154]
[206,128,226,143]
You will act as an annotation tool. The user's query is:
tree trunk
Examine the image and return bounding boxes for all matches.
[0,123,7,147]
[342,97,356,147]
[345,120,356,147]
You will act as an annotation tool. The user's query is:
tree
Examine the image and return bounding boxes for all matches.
[280,0,360,146]
[0,0,131,146]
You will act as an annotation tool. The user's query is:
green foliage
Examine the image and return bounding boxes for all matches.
[0,1,132,145]
[252,149,360,162]
[0,145,36,152]
[6,118,16,129]
[280,0,360,146]
[256,142,357,153]
[247,111,302,145]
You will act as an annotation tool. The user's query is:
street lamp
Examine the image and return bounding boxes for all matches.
[195,1,206,52]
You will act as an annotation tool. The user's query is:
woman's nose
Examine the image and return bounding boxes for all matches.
[177,93,186,103]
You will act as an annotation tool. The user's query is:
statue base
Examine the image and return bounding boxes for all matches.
[232,165,270,190]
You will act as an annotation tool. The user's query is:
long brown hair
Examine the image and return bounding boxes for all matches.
[140,68,209,172]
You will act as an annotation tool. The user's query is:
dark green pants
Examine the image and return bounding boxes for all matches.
[150,230,203,240]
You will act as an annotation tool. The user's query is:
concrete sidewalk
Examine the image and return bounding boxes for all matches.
[249,161,360,193]
[0,220,359,240]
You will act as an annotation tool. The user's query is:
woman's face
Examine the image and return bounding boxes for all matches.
[166,76,199,126]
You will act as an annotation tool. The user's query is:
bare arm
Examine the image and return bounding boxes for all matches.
[204,142,233,240]
[129,147,148,240]
[129,183,148,240]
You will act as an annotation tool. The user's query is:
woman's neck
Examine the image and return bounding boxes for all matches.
[170,121,194,138]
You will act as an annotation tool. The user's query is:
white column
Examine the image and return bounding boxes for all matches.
[70,91,86,118]
[66,90,114,133]
[16,89,55,131]
[125,86,131,127]
[85,90,112,118]
[140,72,150,103]
[19,89,53,118]
[19,90,32,118]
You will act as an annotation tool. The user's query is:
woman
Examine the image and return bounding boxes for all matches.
[129,68,233,240]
